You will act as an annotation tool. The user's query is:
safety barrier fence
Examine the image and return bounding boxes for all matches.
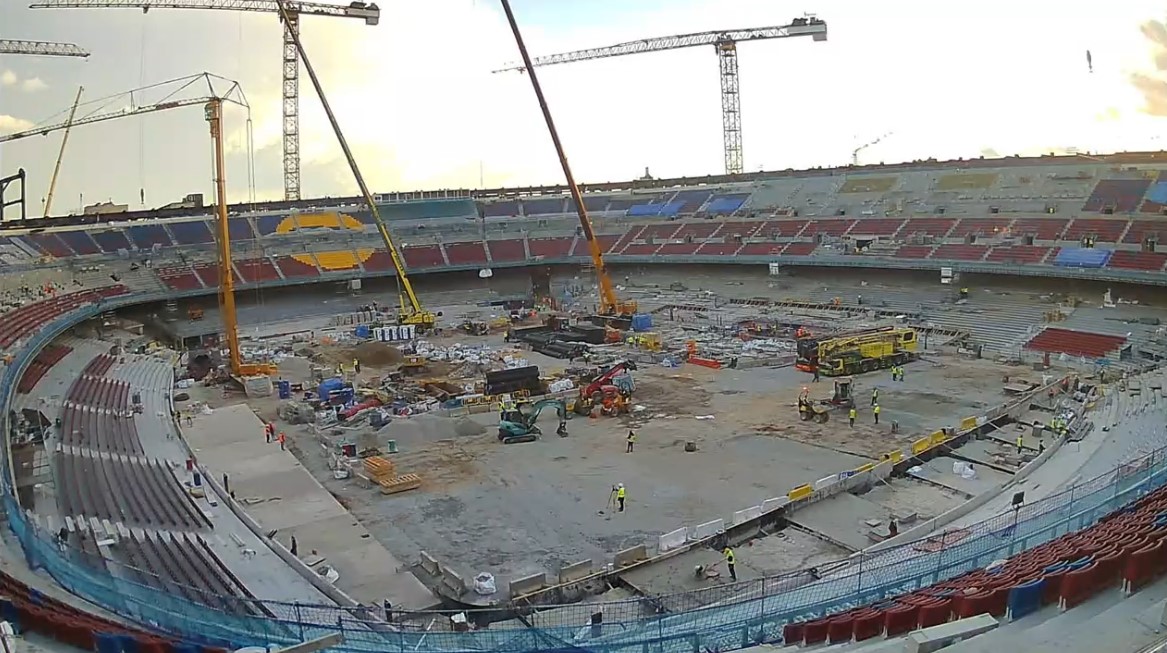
[1,295,1166,653]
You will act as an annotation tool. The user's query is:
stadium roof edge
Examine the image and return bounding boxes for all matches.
[4,149,1166,233]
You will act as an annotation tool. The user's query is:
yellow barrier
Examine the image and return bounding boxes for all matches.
[930,431,949,446]
[959,416,978,432]
[886,450,904,463]
[788,484,813,501]
[854,462,876,474]
[911,437,933,455]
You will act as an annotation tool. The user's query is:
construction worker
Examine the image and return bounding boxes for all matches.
[871,388,878,406]
[1015,434,1023,455]
[616,484,626,512]
[278,431,287,451]
[812,366,820,382]
[353,358,361,374]
[890,366,899,382]
[723,546,737,581]
[873,403,881,424]
[848,407,857,428]
[626,429,636,453]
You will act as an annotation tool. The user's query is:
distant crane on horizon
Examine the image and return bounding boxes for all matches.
[853,132,894,166]
[29,0,381,202]
[494,17,828,176]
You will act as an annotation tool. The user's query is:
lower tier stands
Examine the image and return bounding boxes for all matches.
[54,448,208,531]
[400,245,445,269]
[1107,250,1167,271]
[234,258,281,284]
[17,345,72,394]
[528,237,574,259]
[1063,218,1128,243]
[783,480,1167,646]
[156,266,203,292]
[1024,328,1127,359]
[984,246,1050,264]
[0,286,129,349]
[931,244,989,261]
[444,242,487,266]
[487,239,525,262]
[117,531,268,617]
[1013,218,1068,240]
[900,218,955,237]
[273,255,321,279]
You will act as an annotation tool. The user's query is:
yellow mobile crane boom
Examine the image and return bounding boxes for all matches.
[499,0,636,324]
[43,86,84,218]
[274,0,436,329]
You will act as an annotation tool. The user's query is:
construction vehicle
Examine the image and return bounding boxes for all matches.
[461,320,489,336]
[498,398,568,444]
[797,377,855,423]
[399,355,427,376]
[271,1,437,331]
[187,307,204,321]
[796,327,918,377]
[573,360,637,415]
[499,0,637,328]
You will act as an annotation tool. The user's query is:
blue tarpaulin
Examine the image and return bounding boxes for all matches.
[706,197,746,214]
[1147,182,1167,204]
[1054,248,1112,268]
[627,201,685,217]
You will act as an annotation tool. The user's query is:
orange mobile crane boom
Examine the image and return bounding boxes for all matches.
[499,0,637,325]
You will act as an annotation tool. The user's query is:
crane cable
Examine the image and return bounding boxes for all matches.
[138,16,147,208]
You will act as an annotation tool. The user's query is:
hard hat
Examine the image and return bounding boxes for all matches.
[618,483,624,488]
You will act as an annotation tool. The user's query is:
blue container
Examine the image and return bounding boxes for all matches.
[277,380,291,399]
[631,313,653,332]
[355,324,371,339]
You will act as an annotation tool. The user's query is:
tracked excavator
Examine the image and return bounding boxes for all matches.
[498,398,569,444]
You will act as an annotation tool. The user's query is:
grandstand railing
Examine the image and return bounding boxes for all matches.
[3,294,1167,652]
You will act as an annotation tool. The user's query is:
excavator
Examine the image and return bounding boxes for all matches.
[797,377,856,423]
[498,398,569,444]
[499,0,637,328]
[572,360,637,415]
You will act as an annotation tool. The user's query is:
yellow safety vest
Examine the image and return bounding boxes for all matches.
[725,549,735,564]
[874,405,881,414]
[849,408,857,418]
[627,432,636,442]
[617,487,626,499]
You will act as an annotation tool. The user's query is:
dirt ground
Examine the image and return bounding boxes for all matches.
[173,266,1070,597]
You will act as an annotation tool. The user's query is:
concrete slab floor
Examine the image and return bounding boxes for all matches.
[910,455,1012,497]
[181,403,436,611]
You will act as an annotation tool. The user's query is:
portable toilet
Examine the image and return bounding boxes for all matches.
[277,380,291,400]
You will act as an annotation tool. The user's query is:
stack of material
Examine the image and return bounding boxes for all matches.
[363,456,421,495]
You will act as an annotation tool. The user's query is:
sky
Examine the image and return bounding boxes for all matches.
[3,0,1167,216]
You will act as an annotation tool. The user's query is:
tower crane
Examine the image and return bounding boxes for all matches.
[499,0,636,325]
[29,0,381,202]
[273,0,435,329]
[0,39,90,57]
[494,17,827,176]
[0,73,276,377]
[852,132,893,166]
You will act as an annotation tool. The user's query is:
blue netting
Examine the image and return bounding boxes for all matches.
[2,300,1166,653]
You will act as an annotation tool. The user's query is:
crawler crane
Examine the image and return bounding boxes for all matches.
[274,0,437,330]
[499,0,637,327]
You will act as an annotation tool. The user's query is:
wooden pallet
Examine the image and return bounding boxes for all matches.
[364,456,395,479]
[379,473,421,495]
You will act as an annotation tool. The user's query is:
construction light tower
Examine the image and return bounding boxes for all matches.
[0,39,90,57]
[495,17,827,176]
[29,0,380,202]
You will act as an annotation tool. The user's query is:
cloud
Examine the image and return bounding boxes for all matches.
[0,70,48,93]
[20,77,48,93]
[1133,19,1167,116]
[0,115,35,134]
